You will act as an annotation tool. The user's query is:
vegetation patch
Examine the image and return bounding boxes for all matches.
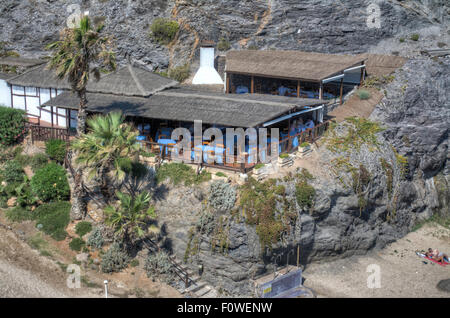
[217,38,231,51]
[30,153,49,172]
[208,181,236,213]
[45,139,67,163]
[357,89,371,100]
[168,64,190,83]
[69,238,86,252]
[1,160,24,183]
[75,221,93,237]
[326,117,383,153]
[33,201,71,241]
[156,163,211,186]
[31,163,70,202]
[380,158,394,198]
[0,106,26,146]
[240,177,300,250]
[145,250,174,281]
[150,18,179,45]
[410,33,420,41]
[5,206,33,222]
[87,227,104,249]
[101,242,130,273]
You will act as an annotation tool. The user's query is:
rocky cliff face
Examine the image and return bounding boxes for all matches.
[1,0,448,69]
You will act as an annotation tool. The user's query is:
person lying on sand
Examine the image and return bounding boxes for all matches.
[428,248,449,263]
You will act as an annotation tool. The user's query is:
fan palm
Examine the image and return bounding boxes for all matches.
[46,15,116,135]
[72,112,141,190]
[105,191,158,245]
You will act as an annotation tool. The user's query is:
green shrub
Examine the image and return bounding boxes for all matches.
[168,64,190,83]
[31,163,70,202]
[14,179,38,208]
[69,238,85,251]
[410,33,420,41]
[145,251,173,277]
[300,142,310,148]
[150,18,179,45]
[295,182,316,210]
[399,38,405,43]
[217,38,231,51]
[14,154,31,167]
[30,153,49,172]
[208,181,236,213]
[215,172,227,178]
[156,162,211,186]
[5,206,33,222]
[0,106,26,146]
[87,227,104,249]
[357,90,371,100]
[45,139,67,163]
[1,160,24,183]
[130,259,140,267]
[75,221,92,237]
[101,242,130,273]
[279,153,289,159]
[254,163,265,170]
[34,201,71,241]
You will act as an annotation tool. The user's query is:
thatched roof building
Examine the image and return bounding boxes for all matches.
[7,64,178,97]
[226,50,366,82]
[43,87,325,128]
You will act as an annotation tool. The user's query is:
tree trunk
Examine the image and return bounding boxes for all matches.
[77,89,88,135]
[70,89,88,220]
[68,151,86,220]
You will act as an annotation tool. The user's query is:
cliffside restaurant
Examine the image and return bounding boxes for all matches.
[0,48,370,171]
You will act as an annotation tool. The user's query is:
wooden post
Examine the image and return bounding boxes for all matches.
[226,72,230,94]
[229,73,233,93]
[297,80,300,98]
[251,76,254,94]
[339,77,344,105]
[319,82,323,100]
[360,62,365,86]
[297,245,300,268]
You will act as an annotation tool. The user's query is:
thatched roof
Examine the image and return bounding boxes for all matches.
[0,57,45,68]
[42,88,325,128]
[7,64,178,97]
[0,72,17,80]
[226,50,366,82]
[358,53,407,77]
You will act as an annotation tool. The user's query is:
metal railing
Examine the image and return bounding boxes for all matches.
[138,120,330,173]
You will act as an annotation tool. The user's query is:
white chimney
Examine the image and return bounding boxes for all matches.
[192,44,224,85]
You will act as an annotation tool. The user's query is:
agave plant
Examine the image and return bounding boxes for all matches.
[105,191,158,245]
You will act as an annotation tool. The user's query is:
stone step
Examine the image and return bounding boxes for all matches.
[184,281,206,294]
[201,289,218,298]
[195,286,211,297]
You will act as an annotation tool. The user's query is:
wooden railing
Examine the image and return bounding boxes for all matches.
[138,120,330,173]
[28,124,72,144]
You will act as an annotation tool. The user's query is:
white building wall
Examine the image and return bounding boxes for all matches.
[0,79,11,107]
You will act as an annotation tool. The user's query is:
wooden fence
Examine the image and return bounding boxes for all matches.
[28,124,72,143]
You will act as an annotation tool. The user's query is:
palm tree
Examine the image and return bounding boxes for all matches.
[105,191,159,246]
[71,112,141,195]
[46,15,116,135]
[46,15,116,220]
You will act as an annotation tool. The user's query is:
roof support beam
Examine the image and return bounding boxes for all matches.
[262,105,324,127]
[322,74,345,84]
[344,64,366,73]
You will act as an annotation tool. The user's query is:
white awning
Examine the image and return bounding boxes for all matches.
[262,105,324,127]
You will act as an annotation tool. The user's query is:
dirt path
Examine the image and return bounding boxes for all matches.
[0,213,181,298]
[303,223,450,298]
